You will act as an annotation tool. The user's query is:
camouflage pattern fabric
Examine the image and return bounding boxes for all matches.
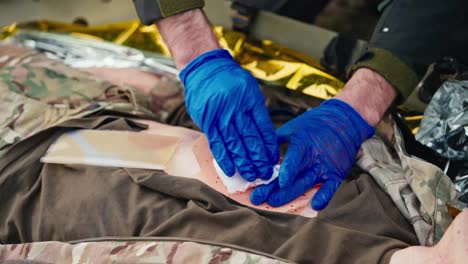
[357,114,459,245]
[0,45,157,156]
[0,239,290,263]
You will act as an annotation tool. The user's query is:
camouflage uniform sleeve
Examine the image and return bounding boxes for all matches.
[356,114,458,245]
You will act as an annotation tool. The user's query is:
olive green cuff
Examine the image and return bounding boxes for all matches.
[350,47,419,101]
[158,0,205,17]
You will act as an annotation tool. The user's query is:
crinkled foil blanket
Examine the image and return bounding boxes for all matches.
[416,80,468,204]
[0,20,343,100]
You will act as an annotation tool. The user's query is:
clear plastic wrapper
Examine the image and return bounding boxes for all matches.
[3,30,178,76]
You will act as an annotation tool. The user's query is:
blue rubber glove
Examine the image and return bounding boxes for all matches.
[250,99,375,210]
[180,49,279,181]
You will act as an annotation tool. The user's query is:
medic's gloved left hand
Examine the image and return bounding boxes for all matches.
[250,99,375,210]
[180,49,279,181]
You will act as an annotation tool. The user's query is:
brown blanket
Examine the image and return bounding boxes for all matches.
[0,115,418,264]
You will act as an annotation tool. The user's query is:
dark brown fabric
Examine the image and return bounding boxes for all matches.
[0,116,418,264]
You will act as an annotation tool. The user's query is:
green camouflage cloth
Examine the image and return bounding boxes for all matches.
[0,239,290,263]
[0,45,156,156]
[357,114,459,245]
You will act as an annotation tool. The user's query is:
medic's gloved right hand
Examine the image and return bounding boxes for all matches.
[250,99,375,210]
[180,49,279,181]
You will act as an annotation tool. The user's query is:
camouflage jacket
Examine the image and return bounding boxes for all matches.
[357,114,459,245]
[0,238,291,263]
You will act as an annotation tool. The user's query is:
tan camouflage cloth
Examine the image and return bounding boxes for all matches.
[0,44,157,157]
[356,114,459,246]
[0,238,290,263]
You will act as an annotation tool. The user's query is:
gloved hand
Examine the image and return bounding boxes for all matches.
[250,99,375,210]
[180,49,279,181]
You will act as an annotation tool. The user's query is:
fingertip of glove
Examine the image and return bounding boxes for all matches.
[250,188,267,205]
[222,166,236,177]
[241,172,257,182]
[311,181,339,210]
[259,166,273,181]
[267,194,286,207]
[311,198,328,210]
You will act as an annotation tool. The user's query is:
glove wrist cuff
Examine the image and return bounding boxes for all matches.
[322,99,375,142]
[179,49,234,84]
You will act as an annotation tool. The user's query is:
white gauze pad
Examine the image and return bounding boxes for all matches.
[213,159,280,194]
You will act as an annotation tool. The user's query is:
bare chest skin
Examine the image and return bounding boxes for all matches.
[138,119,318,217]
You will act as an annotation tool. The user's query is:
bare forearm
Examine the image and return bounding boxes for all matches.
[390,246,444,264]
[335,68,397,127]
[390,207,468,264]
[156,9,220,69]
